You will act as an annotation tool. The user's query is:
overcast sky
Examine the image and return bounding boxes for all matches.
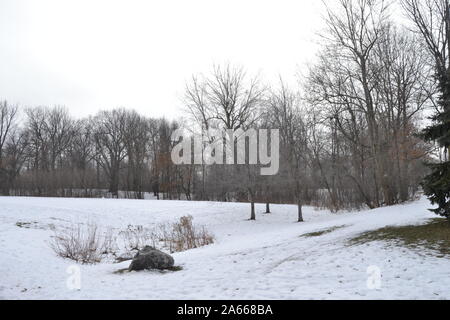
[0,0,323,119]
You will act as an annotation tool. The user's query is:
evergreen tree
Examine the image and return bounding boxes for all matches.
[421,70,450,219]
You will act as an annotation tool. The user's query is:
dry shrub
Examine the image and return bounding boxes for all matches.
[51,216,214,263]
[157,215,214,253]
[120,225,155,252]
[101,227,118,255]
[50,223,116,264]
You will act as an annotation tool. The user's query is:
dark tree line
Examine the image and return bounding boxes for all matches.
[0,104,190,200]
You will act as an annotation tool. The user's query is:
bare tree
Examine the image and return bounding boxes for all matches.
[184,63,266,219]
[304,0,430,210]
[0,101,18,161]
[68,118,97,196]
[94,109,128,198]
[266,80,311,222]
[373,24,433,202]
[148,118,162,199]
[0,101,19,194]
[185,64,265,131]
[402,0,450,79]
[24,106,74,170]
[124,111,150,199]
[402,0,450,158]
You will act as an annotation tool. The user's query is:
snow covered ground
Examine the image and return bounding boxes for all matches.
[0,196,448,300]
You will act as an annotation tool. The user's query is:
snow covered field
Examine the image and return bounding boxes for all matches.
[0,196,449,300]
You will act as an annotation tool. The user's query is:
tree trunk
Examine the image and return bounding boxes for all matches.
[109,169,119,198]
[297,199,304,222]
[265,202,271,214]
[250,202,256,220]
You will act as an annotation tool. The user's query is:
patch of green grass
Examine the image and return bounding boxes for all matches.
[167,265,183,272]
[16,221,54,231]
[16,221,36,228]
[349,218,450,257]
[301,225,348,238]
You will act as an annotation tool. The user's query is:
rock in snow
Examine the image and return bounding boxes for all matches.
[128,246,174,271]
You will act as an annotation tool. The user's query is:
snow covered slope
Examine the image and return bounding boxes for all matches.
[0,196,448,300]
